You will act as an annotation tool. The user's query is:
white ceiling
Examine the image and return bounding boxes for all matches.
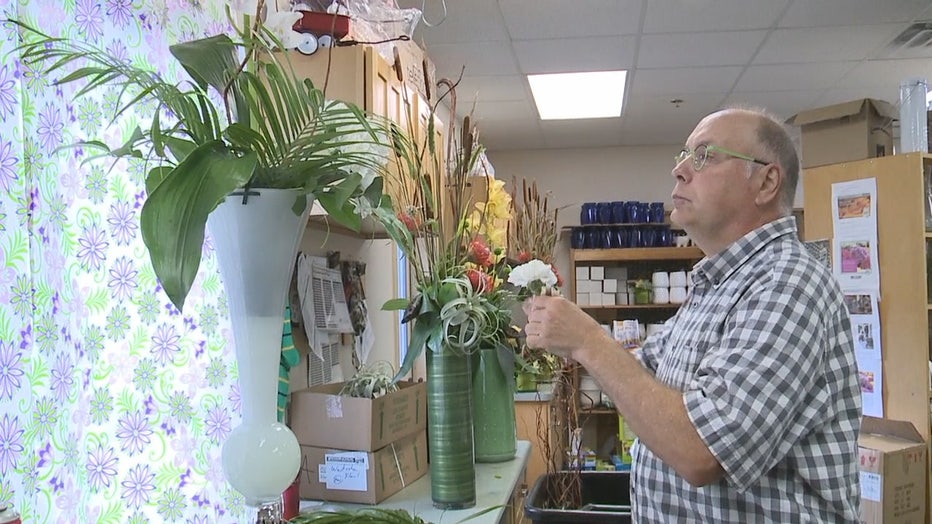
[394,0,932,152]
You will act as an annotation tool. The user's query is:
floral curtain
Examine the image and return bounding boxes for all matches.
[0,1,252,521]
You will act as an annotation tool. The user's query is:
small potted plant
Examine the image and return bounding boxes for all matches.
[632,279,652,305]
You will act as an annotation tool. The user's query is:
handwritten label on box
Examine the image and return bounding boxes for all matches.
[320,452,368,491]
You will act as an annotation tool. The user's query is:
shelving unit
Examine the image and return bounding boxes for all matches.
[564,244,705,464]
[802,152,932,516]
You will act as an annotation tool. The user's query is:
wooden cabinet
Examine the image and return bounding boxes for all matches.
[566,245,705,463]
[515,398,552,489]
[802,152,932,514]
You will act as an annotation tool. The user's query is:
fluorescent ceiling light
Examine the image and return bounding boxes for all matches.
[528,71,627,120]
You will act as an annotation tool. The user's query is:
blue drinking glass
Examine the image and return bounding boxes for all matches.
[586,228,601,249]
[613,227,629,248]
[602,228,617,249]
[638,202,650,223]
[628,227,642,248]
[611,201,627,224]
[597,202,614,224]
[628,202,647,224]
[581,203,598,225]
[642,227,658,247]
[571,227,586,249]
[649,202,665,223]
[657,226,673,247]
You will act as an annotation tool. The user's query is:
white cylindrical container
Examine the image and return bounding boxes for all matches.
[670,286,688,304]
[900,77,929,154]
[653,287,670,304]
[646,323,664,338]
[651,271,670,288]
[669,271,687,287]
[579,375,602,409]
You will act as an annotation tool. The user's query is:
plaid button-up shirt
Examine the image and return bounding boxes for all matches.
[632,217,862,523]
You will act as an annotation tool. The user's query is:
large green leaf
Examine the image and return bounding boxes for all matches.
[393,311,439,382]
[169,35,250,129]
[140,141,257,311]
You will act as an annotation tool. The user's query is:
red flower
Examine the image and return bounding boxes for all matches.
[517,250,532,263]
[397,211,420,233]
[551,264,564,288]
[469,240,494,268]
[466,268,493,293]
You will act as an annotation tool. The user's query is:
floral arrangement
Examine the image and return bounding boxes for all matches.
[12,0,389,310]
[374,67,507,379]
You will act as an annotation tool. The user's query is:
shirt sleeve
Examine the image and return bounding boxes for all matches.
[634,316,675,373]
[683,275,839,491]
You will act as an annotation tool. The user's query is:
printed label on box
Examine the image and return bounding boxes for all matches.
[321,452,369,491]
[860,471,881,502]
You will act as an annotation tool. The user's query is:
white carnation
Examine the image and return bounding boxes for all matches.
[508,259,557,288]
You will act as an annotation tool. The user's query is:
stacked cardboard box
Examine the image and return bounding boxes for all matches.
[289,380,428,504]
[858,416,927,524]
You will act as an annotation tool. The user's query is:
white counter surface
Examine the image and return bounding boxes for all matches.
[300,440,531,523]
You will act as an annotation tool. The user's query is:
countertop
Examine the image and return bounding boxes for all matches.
[300,440,531,523]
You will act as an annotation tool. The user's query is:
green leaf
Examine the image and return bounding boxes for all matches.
[169,35,250,129]
[84,289,109,314]
[317,191,361,232]
[145,166,174,195]
[140,141,257,311]
[394,312,439,382]
[381,298,410,311]
[96,502,125,524]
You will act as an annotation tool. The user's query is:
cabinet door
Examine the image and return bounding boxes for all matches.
[288,46,367,107]
[515,401,550,489]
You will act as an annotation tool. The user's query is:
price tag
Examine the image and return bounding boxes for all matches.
[859,471,881,502]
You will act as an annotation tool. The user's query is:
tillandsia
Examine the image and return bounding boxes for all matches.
[9,0,390,311]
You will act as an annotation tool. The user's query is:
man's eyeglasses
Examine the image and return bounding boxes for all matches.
[675,144,770,172]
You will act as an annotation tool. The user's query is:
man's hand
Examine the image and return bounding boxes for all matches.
[522,295,607,359]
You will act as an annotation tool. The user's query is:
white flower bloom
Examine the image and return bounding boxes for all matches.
[265,10,304,49]
[508,259,558,288]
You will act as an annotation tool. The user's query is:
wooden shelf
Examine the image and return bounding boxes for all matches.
[580,407,618,416]
[572,246,704,262]
[583,304,681,310]
[306,214,391,240]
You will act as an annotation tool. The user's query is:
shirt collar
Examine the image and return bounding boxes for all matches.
[692,216,798,287]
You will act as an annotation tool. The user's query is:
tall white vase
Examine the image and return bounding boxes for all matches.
[208,189,309,513]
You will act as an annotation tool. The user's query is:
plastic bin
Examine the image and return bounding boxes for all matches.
[524,471,631,523]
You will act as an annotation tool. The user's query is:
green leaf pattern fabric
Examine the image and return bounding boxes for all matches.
[0,1,258,521]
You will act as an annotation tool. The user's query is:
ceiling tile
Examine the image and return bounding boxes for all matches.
[721,90,824,120]
[470,99,539,124]
[735,63,855,91]
[637,31,768,68]
[839,58,932,88]
[397,0,510,44]
[513,36,637,74]
[480,118,546,152]
[643,0,790,33]
[423,41,519,78]
[755,25,905,64]
[453,75,528,103]
[779,0,931,27]
[621,93,727,145]
[630,66,743,95]
[499,0,643,39]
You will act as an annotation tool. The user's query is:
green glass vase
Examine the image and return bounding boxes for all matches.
[472,346,517,463]
[426,345,476,509]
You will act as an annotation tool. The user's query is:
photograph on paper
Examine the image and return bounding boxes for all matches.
[836,193,872,219]
[855,322,875,351]
[858,370,875,393]
[843,293,874,315]
[839,241,872,274]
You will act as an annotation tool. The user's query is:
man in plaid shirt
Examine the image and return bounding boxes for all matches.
[524,107,861,522]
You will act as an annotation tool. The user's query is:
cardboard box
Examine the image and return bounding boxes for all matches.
[298,430,428,504]
[290,380,426,451]
[858,416,927,524]
[787,98,897,168]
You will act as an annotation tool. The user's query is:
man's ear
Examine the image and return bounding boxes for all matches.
[754,164,782,207]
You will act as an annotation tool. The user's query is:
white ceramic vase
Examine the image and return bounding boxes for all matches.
[208,189,309,515]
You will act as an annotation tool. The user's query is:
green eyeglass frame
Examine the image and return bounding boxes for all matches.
[675,144,770,171]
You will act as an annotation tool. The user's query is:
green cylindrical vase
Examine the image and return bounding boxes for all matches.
[472,346,517,462]
[426,346,476,509]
